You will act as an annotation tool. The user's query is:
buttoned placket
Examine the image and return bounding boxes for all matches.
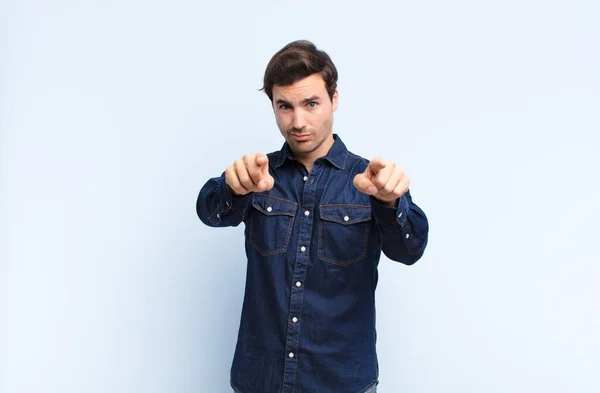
[280,162,324,392]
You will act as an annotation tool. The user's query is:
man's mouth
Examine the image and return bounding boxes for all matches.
[291,133,311,141]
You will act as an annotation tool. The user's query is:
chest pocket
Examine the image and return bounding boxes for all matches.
[318,204,372,266]
[248,194,297,256]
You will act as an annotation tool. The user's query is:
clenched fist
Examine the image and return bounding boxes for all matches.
[353,158,409,206]
[225,153,275,196]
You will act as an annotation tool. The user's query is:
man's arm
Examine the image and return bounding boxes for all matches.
[354,157,429,265]
[196,172,252,227]
[196,153,274,228]
[370,190,429,265]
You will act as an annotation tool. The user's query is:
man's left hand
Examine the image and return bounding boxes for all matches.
[353,158,410,207]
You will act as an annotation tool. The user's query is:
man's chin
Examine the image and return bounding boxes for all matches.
[288,141,315,155]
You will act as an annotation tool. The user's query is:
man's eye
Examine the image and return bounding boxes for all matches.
[279,105,290,110]
[307,102,317,108]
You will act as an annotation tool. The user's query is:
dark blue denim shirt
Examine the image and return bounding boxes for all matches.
[197,134,428,393]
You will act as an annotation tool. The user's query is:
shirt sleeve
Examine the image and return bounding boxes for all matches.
[196,172,253,227]
[370,189,429,265]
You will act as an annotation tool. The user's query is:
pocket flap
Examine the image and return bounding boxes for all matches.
[319,205,372,225]
[252,194,298,216]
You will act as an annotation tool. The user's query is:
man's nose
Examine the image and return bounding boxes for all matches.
[292,112,307,130]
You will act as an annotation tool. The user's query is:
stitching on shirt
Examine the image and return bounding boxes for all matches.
[320,204,372,224]
[281,226,303,393]
[320,203,371,209]
[318,219,370,266]
[248,213,295,256]
[280,223,303,393]
[255,193,299,207]
[284,163,326,393]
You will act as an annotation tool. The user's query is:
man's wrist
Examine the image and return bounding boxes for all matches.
[374,197,399,208]
[227,184,248,198]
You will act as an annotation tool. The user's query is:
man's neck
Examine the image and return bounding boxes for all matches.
[294,133,335,174]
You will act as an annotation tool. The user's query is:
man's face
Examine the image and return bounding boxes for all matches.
[272,73,338,161]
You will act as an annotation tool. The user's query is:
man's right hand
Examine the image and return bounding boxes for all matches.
[225,154,275,196]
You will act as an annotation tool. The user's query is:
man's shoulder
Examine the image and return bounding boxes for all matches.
[346,149,369,163]
[344,148,370,172]
[266,149,283,166]
[266,149,281,159]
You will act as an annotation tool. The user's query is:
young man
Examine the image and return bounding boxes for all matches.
[196,40,429,393]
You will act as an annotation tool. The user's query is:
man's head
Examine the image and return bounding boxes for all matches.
[262,40,339,164]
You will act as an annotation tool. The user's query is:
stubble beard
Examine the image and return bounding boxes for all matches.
[287,130,328,158]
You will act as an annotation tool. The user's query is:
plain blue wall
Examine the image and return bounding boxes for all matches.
[1,0,599,392]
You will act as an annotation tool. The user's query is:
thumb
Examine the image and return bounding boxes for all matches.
[353,173,378,195]
[258,174,275,192]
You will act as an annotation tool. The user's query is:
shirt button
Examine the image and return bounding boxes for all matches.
[216,213,220,219]
[267,206,273,212]
[406,233,410,239]
[343,215,349,222]
[304,210,310,217]
[292,317,298,323]
[398,211,403,218]
[301,246,306,252]
[289,352,294,358]
[296,281,302,287]
[303,176,308,182]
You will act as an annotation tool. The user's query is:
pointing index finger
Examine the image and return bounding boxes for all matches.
[369,158,387,173]
[255,154,268,166]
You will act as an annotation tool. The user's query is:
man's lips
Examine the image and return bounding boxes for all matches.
[291,133,311,141]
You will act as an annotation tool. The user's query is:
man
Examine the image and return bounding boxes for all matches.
[196,40,429,393]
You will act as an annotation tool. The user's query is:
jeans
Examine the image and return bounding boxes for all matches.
[233,385,377,393]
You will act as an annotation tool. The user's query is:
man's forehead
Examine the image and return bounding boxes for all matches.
[273,76,326,102]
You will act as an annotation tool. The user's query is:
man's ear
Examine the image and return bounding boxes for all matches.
[332,90,339,112]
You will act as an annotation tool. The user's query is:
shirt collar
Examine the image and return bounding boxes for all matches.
[274,133,348,170]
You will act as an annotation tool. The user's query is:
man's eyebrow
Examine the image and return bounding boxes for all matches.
[301,95,321,104]
[275,96,321,106]
[275,98,291,105]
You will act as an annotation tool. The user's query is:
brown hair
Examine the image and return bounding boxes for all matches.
[261,40,338,102]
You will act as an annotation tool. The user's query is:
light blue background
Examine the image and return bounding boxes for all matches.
[1,1,599,392]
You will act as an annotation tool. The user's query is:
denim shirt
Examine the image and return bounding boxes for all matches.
[196,134,429,393]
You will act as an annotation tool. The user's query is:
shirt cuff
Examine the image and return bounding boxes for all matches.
[370,193,410,229]
[218,176,252,214]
